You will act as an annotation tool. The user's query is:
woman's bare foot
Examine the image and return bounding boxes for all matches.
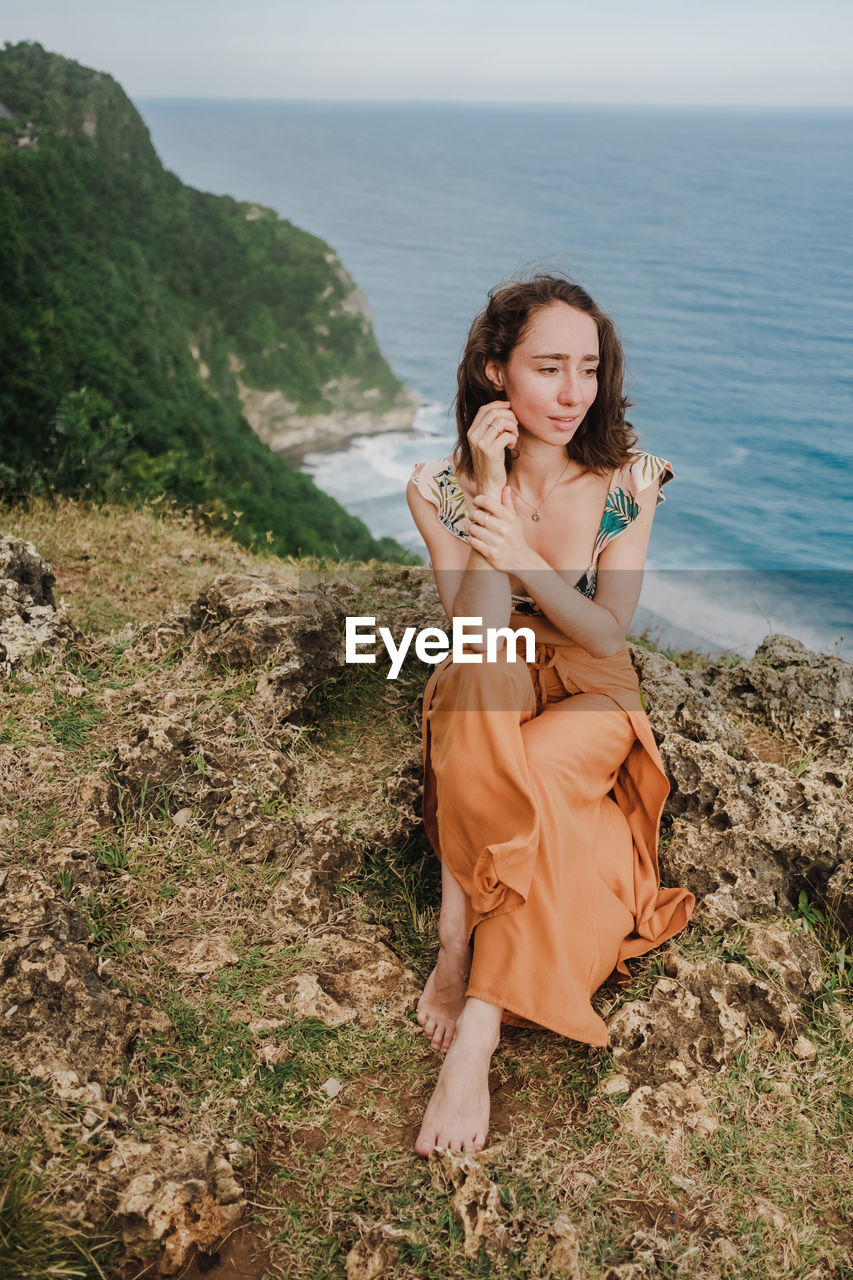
[414,998,502,1157]
[416,939,473,1053]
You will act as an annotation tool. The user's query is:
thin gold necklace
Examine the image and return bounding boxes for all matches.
[509,459,571,521]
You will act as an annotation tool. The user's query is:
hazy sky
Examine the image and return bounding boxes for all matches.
[4,0,852,104]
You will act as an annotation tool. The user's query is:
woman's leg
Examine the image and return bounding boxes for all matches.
[414,653,536,1153]
[416,856,472,1053]
[414,995,503,1157]
[417,651,537,1054]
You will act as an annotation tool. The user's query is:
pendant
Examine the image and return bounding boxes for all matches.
[532,511,542,521]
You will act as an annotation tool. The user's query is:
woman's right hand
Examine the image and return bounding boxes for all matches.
[467,400,519,496]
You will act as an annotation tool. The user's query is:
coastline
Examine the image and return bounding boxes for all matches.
[237,373,421,467]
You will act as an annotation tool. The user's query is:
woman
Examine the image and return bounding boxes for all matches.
[406,273,695,1158]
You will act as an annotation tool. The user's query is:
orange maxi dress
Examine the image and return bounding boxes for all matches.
[410,450,696,1047]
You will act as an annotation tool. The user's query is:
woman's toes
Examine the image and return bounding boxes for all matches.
[414,1133,433,1157]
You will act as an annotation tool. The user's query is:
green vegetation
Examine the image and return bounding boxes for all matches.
[0,1128,119,1280]
[0,40,415,563]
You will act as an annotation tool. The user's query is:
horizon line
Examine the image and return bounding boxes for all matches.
[132,95,853,110]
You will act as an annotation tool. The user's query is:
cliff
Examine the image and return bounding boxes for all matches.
[0,41,417,561]
[0,497,850,1278]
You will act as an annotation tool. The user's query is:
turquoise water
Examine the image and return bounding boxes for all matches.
[137,100,853,655]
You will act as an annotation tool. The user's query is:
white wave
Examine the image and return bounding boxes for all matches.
[639,570,850,658]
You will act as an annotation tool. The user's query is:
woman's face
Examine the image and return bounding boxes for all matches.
[485,302,600,446]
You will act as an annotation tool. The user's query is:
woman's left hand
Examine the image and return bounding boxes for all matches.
[467,486,535,574]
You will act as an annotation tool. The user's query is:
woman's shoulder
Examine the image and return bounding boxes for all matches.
[615,449,675,507]
[409,453,458,494]
[408,453,471,541]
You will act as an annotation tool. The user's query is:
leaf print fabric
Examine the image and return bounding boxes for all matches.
[427,464,470,541]
[593,487,640,562]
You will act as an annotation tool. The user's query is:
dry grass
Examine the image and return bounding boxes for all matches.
[1,495,851,1280]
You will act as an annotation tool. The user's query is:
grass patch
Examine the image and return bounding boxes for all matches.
[0,1146,119,1280]
[346,833,441,976]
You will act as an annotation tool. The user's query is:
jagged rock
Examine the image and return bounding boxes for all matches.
[78,763,119,822]
[264,817,363,934]
[825,860,853,931]
[270,927,418,1028]
[277,973,356,1026]
[628,635,853,930]
[704,634,853,749]
[164,935,240,977]
[740,920,825,1000]
[345,1219,420,1280]
[0,868,134,1084]
[101,1137,245,1275]
[0,533,81,671]
[628,645,747,755]
[114,711,194,791]
[189,571,352,712]
[607,927,824,1089]
[429,1149,511,1260]
[658,741,853,931]
[267,866,339,936]
[373,747,423,844]
[103,701,294,858]
[0,532,56,605]
[603,1227,692,1279]
[543,1214,583,1278]
[618,1080,719,1156]
[129,570,353,721]
[310,928,420,1027]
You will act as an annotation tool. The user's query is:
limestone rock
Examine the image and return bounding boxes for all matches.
[825,860,853,931]
[188,571,352,709]
[264,816,364,934]
[607,941,819,1089]
[271,925,419,1029]
[277,973,356,1026]
[130,570,353,722]
[740,920,825,1000]
[0,533,81,671]
[164,935,240,977]
[0,532,56,606]
[429,1149,511,1260]
[705,633,853,749]
[105,704,294,859]
[630,635,853,930]
[657,741,853,931]
[544,1213,584,1278]
[628,644,746,756]
[103,1137,245,1275]
[345,1219,420,1280]
[309,927,420,1027]
[619,1080,719,1156]
[114,711,194,792]
[0,868,133,1084]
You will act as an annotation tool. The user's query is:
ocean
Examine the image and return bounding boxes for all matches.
[137,99,853,658]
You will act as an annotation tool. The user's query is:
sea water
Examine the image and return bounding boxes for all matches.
[137,100,853,657]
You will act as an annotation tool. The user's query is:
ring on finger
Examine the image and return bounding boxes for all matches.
[483,513,493,525]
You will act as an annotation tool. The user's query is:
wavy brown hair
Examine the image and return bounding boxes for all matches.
[453,273,637,478]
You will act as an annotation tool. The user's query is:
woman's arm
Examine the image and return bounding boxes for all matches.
[467,484,659,658]
[406,479,512,632]
[407,400,521,634]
